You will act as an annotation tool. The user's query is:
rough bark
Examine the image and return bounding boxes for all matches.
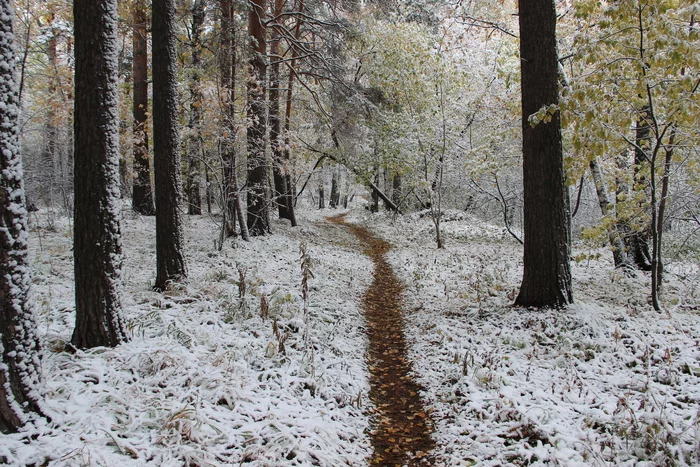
[152,0,187,290]
[589,158,631,268]
[0,0,45,432]
[186,0,205,215]
[72,0,128,347]
[514,0,573,307]
[246,0,270,236]
[132,0,155,215]
[269,0,290,220]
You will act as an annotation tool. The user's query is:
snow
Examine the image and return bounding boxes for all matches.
[1,203,699,466]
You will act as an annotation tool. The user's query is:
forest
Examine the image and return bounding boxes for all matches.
[1,0,700,465]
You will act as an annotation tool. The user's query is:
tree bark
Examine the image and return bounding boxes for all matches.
[132,0,155,215]
[72,0,128,347]
[589,158,631,268]
[392,173,402,208]
[514,0,573,307]
[0,0,45,432]
[330,166,340,208]
[318,175,326,209]
[152,0,188,290]
[219,0,248,240]
[280,0,304,226]
[628,108,653,270]
[186,0,205,215]
[269,0,291,221]
[40,13,58,206]
[246,0,270,236]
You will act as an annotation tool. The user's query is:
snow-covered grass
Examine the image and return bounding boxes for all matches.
[3,205,700,466]
[3,206,372,466]
[354,209,700,466]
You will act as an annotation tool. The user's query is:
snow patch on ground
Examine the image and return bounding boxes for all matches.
[2,206,372,466]
[356,209,700,466]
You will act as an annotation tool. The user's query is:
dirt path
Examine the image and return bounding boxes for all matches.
[327,214,435,467]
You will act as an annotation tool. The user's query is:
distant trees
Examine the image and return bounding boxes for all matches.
[71,0,128,347]
[0,0,45,432]
[152,0,187,290]
[514,0,573,307]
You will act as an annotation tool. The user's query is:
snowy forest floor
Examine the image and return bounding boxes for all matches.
[2,203,700,466]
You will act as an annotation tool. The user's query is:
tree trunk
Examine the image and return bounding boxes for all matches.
[628,108,653,270]
[152,0,188,290]
[40,13,58,206]
[269,0,290,221]
[72,0,128,347]
[318,176,325,209]
[187,0,205,215]
[132,0,155,215]
[370,172,379,213]
[0,0,45,432]
[514,0,573,308]
[280,0,304,227]
[392,173,402,208]
[246,0,270,236]
[589,158,631,268]
[330,167,340,208]
[219,0,243,238]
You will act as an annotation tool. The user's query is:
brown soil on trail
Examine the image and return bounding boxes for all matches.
[328,214,435,467]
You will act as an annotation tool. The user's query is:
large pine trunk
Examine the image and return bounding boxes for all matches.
[514,0,573,308]
[246,0,270,236]
[0,0,45,432]
[186,0,205,216]
[72,0,127,347]
[152,0,187,290]
[132,0,155,216]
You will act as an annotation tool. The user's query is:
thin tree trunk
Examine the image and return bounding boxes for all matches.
[318,175,325,209]
[0,0,45,432]
[629,108,653,270]
[72,0,128,347]
[246,0,270,236]
[330,166,340,208]
[280,0,304,227]
[41,13,58,206]
[514,0,573,308]
[589,158,631,268]
[152,0,188,290]
[187,0,204,215]
[132,0,155,215]
[219,0,245,238]
[392,173,402,208]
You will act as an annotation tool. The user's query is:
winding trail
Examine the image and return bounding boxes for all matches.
[327,214,435,467]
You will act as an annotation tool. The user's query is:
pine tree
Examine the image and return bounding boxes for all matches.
[514,0,573,307]
[0,0,45,432]
[72,0,128,347]
[152,0,188,290]
[246,0,271,236]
